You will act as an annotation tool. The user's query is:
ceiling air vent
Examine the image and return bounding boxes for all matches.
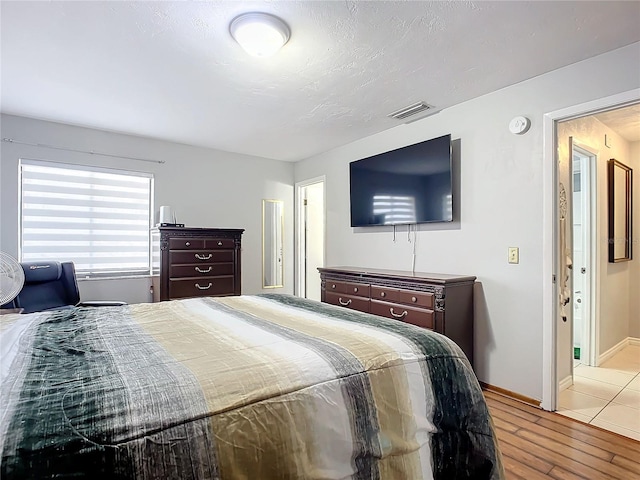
[388,101,435,120]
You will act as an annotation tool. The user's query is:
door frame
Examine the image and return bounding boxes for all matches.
[542,89,639,411]
[294,176,326,298]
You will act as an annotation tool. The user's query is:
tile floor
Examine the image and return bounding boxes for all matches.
[557,344,640,440]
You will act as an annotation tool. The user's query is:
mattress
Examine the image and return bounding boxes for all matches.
[0,294,504,479]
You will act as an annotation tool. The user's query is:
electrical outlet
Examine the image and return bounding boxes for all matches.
[508,247,519,264]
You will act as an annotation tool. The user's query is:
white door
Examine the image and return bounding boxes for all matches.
[570,140,597,368]
[295,177,325,300]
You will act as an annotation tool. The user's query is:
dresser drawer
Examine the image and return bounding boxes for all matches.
[169,238,205,250]
[325,292,370,313]
[169,276,235,299]
[324,280,346,293]
[371,286,399,302]
[168,238,235,250]
[343,281,369,298]
[170,263,234,278]
[371,286,434,309]
[370,300,434,330]
[206,238,235,249]
[397,290,434,309]
[324,280,369,298]
[170,250,234,264]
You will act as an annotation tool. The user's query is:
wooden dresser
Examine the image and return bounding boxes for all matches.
[151,227,244,302]
[318,266,476,366]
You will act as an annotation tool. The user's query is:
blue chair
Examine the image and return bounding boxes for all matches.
[3,261,125,314]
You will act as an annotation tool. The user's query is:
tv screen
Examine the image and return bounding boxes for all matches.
[349,134,452,227]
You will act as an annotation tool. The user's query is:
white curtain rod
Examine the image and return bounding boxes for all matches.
[2,137,165,165]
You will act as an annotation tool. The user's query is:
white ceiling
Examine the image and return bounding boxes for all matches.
[1,1,639,162]
[593,104,640,142]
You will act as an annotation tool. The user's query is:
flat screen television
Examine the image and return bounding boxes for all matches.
[349,134,453,227]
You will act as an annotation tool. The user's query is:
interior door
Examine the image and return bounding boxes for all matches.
[295,178,325,300]
[303,182,324,301]
[571,146,594,366]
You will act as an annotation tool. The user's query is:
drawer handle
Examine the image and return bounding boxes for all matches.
[195,266,212,273]
[411,296,417,303]
[217,241,223,246]
[380,292,386,297]
[353,287,358,293]
[195,253,212,260]
[185,242,191,247]
[389,308,408,319]
[331,284,336,289]
[338,298,352,306]
[196,282,213,290]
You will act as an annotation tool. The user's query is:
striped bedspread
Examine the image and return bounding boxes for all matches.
[0,294,504,480]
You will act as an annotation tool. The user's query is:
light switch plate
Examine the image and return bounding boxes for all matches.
[508,247,519,264]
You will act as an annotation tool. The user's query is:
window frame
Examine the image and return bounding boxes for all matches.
[18,158,155,279]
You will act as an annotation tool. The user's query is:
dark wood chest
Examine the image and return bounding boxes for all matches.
[152,227,244,301]
[319,266,476,366]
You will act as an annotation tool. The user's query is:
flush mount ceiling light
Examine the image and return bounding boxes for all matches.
[230,12,291,57]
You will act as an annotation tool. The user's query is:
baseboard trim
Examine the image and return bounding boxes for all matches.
[480,381,541,408]
[599,337,637,365]
[559,375,573,392]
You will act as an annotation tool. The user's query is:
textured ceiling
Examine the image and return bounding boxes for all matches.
[1,1,639,162]
[593,104,640,143]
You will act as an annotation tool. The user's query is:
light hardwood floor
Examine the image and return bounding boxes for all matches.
[484,391,640,480]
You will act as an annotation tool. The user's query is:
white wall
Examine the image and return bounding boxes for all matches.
[631,141,640,339]
[0,114,295,303]
[597,133,633,353]
[294,42,640,401]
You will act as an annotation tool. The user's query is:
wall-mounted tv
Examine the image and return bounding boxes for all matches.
[349,134,453,227]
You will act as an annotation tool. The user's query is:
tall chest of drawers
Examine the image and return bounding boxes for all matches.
[318,266,476,366]
[151,227,244,302]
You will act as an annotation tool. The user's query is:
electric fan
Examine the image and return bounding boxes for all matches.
[0,252,25,307]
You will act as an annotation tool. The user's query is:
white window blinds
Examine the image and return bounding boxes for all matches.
[20,159,153,277]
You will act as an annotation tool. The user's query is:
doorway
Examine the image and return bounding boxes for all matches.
[295,177,325,301]
[551,103,640,439]
[542,89,639,415]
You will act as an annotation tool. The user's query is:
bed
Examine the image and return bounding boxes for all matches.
[0,294,504,479]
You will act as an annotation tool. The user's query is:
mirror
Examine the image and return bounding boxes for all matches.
[263,200,284,288]
[608,159,632,262]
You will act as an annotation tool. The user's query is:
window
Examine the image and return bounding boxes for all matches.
[19,159,154,277]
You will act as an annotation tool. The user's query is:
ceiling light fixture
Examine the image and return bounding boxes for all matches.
[229,12,291,57]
